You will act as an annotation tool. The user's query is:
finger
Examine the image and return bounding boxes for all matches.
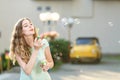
[40,34,44,39]
[34,38,38,42]
[43,68,47,72]
[38,38,42,42]
[38,39,42,45]
[44,66,49,70]
[39,43,44,46]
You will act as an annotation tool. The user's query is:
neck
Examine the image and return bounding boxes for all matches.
[24,35,34,47]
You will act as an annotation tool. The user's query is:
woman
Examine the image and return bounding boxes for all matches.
[9,18,54,80]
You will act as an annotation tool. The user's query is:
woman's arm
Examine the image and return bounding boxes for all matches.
[15,38,43,75]
[42,46,54,71]
[15,50,38,75]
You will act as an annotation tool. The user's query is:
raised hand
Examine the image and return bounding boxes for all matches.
[33,37,43,50]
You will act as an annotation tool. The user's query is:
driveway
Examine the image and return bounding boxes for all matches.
[50,56,120,80]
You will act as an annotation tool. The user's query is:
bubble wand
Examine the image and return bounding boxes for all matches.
[36,28,40,40]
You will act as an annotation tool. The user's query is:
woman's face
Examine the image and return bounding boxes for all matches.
[22,19,35,36]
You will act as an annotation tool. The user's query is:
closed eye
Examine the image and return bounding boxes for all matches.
[23,25,28,27]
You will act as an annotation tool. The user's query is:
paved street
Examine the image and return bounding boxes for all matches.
[0,56,120,80]
[50,57,120,80]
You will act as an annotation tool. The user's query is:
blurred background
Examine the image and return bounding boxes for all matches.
[0,0,120,80]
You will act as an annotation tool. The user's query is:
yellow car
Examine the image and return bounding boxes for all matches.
[70,37,102,63]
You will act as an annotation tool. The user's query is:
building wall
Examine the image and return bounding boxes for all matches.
[0,0,120,54]
[71,0,120,53]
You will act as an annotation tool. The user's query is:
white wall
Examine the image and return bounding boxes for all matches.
[71,0,120,53]
[0,0,120,54]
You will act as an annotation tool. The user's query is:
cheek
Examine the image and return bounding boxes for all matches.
[22,28,28,35]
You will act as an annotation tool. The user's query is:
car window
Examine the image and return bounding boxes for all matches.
[76,38,99,45]
[76,38,95,45]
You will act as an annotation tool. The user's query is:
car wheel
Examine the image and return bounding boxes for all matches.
[95,58,101,63]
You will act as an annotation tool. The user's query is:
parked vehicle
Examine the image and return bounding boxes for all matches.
[70,37,102,63]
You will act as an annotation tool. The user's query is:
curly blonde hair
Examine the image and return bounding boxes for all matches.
[9,18,37,65]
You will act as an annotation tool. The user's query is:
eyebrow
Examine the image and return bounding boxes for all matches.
[22,23,28,27]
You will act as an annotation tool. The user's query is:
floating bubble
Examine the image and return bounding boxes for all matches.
[68,17,74,24]
[61,18,67,23]
[61,17,80,26]
[64,22,68,25]
[61,18,68,26]
[108,22,114,27]
[74,18,80,24]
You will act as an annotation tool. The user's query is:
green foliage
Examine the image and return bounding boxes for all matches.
[49,39,70,63]
[0,50,13,72]
[1,53,7,70]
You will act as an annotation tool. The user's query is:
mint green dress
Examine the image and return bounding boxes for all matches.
[20,39,52,80]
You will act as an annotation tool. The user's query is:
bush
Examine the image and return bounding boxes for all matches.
[0,49,13,73]
[49,39,70,63]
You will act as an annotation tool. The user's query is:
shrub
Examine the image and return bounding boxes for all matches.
[0,49,13,72]
[49,39,70,63]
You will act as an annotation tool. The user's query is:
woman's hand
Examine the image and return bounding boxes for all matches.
[33,38,43,50]
[40,64,50,72]
[40,60,49,71]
